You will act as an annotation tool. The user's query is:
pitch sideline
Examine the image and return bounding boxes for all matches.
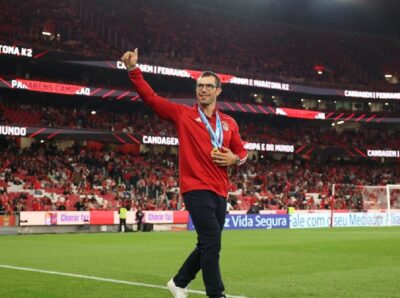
[0,264,249,298]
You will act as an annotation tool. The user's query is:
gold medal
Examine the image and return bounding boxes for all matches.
[211,148,219,155]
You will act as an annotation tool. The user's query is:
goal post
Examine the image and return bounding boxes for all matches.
[387,184,400,210]
[331,184,400,227]
[332,184,400,211]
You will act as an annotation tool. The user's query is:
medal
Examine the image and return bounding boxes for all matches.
[198,105,224,152]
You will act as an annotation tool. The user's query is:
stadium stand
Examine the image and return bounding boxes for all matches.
[0,0,399,217]
[1,0,400,89]
[0,99,399,149]
[0,137,399,214]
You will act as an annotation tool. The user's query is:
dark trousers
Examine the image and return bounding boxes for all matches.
[119,218,127,232]
[174,190,227,298]
[137,219,142,231]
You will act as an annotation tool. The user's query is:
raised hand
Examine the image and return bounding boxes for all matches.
[121,48,138,71]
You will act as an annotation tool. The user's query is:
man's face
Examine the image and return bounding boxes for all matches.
[196,76,221,107]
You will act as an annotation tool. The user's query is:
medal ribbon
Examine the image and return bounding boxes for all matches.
[198,105,223,149]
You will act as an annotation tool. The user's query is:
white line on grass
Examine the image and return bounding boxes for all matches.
[0,264,248,298]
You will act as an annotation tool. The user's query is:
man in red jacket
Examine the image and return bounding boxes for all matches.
[121,49,247,298]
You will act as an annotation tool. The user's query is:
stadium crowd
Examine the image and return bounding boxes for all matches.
[1,101,399,149]
[1,0,400,217]
[1,0,400,89]
[68,0,400,89]
[0,0,106,57]
[0,138,399,215]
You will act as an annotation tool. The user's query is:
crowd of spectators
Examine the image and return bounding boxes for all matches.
[1,1,400,216]
[1,101,399,150]
[81,0,400,89]
[1,0,400,89]
[0,138,399,215]
[237,118,400,149]
[0,139,180,214]
[0,0,107,57]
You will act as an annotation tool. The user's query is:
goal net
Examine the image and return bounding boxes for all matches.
[332,184,400,212]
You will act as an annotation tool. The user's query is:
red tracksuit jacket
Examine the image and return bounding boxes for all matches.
[128,68,247,198]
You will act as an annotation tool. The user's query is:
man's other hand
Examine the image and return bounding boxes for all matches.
[211,147,238,167]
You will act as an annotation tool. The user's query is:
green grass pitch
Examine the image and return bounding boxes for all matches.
[1,227,400,298]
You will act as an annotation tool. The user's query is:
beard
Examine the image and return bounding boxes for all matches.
[198,94,215,107]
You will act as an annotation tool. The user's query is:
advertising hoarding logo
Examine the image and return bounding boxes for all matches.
[188,214,289,231]
[45,212,57,226]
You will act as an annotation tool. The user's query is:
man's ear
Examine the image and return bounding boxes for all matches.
[216,88,222,96]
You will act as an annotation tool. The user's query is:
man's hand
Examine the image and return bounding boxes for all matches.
[121,48,138,71]
[211,147,238,167]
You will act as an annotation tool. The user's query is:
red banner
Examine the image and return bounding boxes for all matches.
[0,215,16,226]
[277,107,325,120]
[173,211,189,224]
[12,79,86,95]
[90,211,114,225]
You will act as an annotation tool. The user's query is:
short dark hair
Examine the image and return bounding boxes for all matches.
[198,71,221,88]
